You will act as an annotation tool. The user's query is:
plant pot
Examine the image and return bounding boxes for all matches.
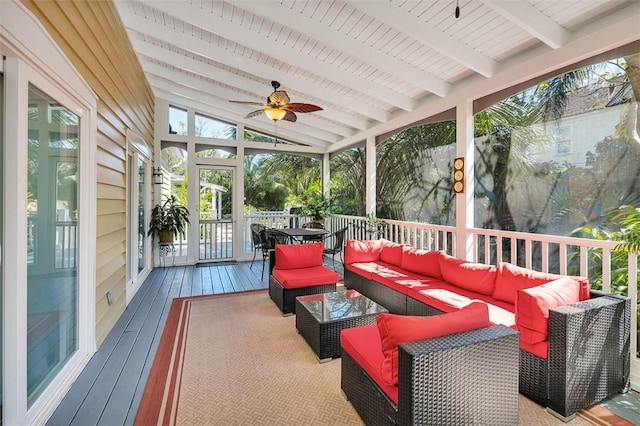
[159,231,174,244]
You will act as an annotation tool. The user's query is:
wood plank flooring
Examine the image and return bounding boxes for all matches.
[47,259,335,426]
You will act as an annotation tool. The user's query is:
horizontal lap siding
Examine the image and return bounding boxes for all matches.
[22,0,155,346]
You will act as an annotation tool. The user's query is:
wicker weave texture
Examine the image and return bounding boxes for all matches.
[398,326,519,425]
[341,350,397,426]
[519,350,548,406]
[344,269,405,314]
[406,297,444,316]
[296,298,384,360]
[547,295,630,418]
[268,276,336,315]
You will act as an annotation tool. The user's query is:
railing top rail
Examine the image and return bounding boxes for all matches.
[466,227,619,250]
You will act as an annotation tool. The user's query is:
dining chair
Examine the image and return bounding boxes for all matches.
[323,226,348,270]
[249,223,266,269]
[260,229,291,278]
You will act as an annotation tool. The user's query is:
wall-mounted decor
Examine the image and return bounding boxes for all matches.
[453,157,464,193]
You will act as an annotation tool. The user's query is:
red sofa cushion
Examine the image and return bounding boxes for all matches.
[376,302,491,386]
[516,277,580,345]
[344,239,383,264]
[493,262,591,304]
[379,240,404,266]
[438,254,497,296]
[340,325,399,404]
[274,242,323,270]
[400,248,442,279]
[272,265,339,289]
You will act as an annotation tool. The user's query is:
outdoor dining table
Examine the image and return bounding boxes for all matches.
[277,227,329,243]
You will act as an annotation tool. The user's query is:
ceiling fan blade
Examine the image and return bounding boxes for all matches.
[285,103,323,113]
[282,111,297,122]
[229,100,268,107]
[268,91,290,106]
[244,109,265,119]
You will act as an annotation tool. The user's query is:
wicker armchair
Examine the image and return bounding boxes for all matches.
[522,291,630,420]
[341,325,520,425]
[405,290,631,421]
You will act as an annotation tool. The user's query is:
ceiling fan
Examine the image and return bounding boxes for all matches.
[229,81,322,122]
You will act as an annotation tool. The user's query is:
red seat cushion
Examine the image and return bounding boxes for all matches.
[376,302,491,385]
[274,243,323,270]
[516,277,580,345]
[344,239,383,264]
[340,325,398,404]
[272,265,339,289]
[345,262,379,280]
[438,254,497,296]
[493,262,591,304]
[400,248,443,279]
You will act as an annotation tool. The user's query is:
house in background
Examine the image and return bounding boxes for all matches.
[1,0,639,424]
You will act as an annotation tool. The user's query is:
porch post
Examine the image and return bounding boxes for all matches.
[235,124,245,260]
[322,152,330,197]
[365,135,376,215]
[455,100,474,261]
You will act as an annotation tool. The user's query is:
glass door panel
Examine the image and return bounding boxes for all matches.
[198,167,233,261]
[137,158,146,272]
[26,84,79,406]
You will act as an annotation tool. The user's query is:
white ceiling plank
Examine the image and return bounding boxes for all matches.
[226,0,448,99]
[122,15,380,127]
[146,75,340,147]
[135,0,403,120]
[132,39,363,134]
[483,0,570,49]
[348,0,499,78]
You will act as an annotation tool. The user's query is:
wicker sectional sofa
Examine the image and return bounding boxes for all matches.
[342,239,630,421]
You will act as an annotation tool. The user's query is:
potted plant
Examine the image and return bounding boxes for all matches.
[360,212,387,239]
[147,195,190,243]
[299,192,331,224]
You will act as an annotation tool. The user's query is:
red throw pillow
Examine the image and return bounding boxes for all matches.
[438,254,497,295]
[400,248,442,278]
[379,239,404,266]
[515,277,580,345]
[493,262,591,304]
[344,239,384,264]
[376,302,491,386]
[274,242,323,270]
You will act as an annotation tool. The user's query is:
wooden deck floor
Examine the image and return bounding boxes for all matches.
[46,257,640,425]
[48,258,344,425]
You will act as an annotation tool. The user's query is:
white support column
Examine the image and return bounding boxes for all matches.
[234,127,245,260]
[322,152,331,197]
[455,99,475,261]
[187,140,198,264]
[365,136,376,215]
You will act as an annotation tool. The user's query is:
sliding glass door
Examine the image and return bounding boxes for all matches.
[26,84,79,405]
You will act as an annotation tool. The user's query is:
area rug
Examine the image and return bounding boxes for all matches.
[135,291,631,425]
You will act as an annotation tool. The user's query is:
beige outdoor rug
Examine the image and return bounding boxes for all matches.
[135,290,630,425]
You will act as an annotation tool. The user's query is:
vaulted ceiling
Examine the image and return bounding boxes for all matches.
[114,0,640,151]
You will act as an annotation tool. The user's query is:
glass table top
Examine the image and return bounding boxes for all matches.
[296,290,388,323]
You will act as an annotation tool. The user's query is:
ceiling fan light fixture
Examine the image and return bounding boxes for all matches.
[264,107,286,121]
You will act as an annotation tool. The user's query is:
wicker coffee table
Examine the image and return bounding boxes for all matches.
[295,290,388,362]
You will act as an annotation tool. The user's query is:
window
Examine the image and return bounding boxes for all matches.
[195,113,236,139]
[554,125,571,155]
[169,105,188,135]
